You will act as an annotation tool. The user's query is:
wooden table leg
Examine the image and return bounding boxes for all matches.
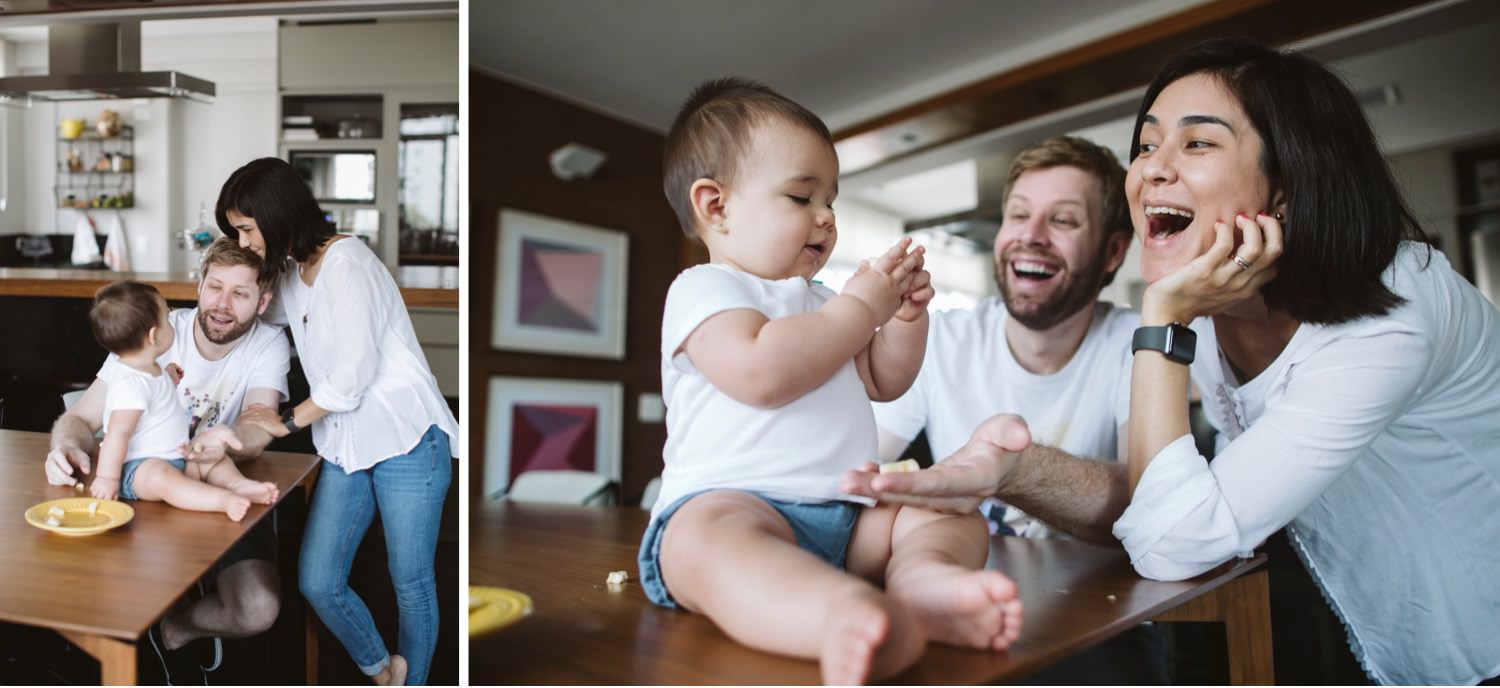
[1220,569,1274,685]
[59,631,137,686]
[1154,568,1274,685]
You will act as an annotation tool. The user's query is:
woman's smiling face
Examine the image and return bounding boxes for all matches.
[1126,72,1276,283]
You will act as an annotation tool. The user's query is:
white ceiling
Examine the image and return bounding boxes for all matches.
[474,0,1208,133]
[474,0,1500,224]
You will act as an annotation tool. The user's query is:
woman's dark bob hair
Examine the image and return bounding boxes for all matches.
[215,157,336,283]
[1131,38,1426,325]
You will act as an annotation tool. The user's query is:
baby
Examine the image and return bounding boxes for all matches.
[87,280,277,521]
[638,78,1024,684]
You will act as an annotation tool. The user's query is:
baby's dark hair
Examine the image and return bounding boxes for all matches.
[663,77,833,241]
[91,280,165,354]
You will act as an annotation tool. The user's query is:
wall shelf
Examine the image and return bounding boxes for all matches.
[56,125,135,210]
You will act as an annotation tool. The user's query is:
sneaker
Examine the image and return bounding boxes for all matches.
[147,623,207,686]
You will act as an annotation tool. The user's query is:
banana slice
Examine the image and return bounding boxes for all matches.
[878,459,920,474]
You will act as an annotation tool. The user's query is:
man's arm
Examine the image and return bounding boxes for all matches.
[227,388,280,459]
[845,414,1130,545]
[993,443,1130,545]
[46,380,106,486]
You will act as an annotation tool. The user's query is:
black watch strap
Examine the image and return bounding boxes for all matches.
[1132,323,1197,365]
[282,408,302,434]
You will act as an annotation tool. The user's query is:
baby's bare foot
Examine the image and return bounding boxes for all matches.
[232,480,279,504]
[222,494,251,522]
[821,588,924,685]
[889,564,1023,651]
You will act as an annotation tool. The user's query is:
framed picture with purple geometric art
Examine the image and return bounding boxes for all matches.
[484,376,623,498]
[493,209,628,359]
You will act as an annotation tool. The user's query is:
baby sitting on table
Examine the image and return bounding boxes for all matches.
[85,280,276,521]
[638,77,1026,685]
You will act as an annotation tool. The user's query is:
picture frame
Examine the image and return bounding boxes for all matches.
[485,376,624,498]
[493,208,628,359]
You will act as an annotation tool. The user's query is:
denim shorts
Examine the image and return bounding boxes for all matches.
[119,457,186,501]
[637,489,860,609]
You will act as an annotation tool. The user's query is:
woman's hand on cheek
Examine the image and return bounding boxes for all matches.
[1143,212,1282,325]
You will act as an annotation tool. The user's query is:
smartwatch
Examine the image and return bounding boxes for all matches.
[281,408,303,434]
[1132,323,1197,365]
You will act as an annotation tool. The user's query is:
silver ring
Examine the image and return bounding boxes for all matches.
[1233,255,1253,271]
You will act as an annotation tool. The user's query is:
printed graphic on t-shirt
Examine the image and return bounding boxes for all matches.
[180,379,230,439]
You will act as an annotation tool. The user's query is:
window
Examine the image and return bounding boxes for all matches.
[398,104,459,265]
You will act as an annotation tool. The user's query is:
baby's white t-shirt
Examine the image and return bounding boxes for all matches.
[99,358,188,460]
[652,264,879,520]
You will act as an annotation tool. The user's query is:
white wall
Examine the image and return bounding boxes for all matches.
[10,19,278,273]
[145,17,280,273]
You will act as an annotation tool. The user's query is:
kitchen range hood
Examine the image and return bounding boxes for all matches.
[0,21,214,107]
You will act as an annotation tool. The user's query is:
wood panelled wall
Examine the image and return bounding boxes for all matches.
[471,71,681,505]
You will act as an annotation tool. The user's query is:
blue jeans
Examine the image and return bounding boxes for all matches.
[638,489,859,609]
[299,425,451,685]
[119,457,186,500]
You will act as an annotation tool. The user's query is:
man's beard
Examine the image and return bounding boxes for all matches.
[197,308,254,344]
[994,243,1109,331]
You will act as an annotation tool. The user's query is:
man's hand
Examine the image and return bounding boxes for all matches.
[180,425,246,463]
[239,403,289,439]
[841,414,1031,513]
[46,443,92,487]
[90,475,120,500]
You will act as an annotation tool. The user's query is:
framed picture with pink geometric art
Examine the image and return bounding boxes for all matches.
[484,376,623,498]
[493,208,628,359]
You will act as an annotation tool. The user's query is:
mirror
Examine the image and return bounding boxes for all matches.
[290,150,376,203]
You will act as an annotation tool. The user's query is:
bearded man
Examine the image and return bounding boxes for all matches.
[46,237,291,684]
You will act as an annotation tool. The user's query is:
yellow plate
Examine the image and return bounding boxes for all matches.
[25,498,134,536]
[469,586,532,636]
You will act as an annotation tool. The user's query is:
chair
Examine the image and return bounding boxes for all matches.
[638,476,663,511]
[504,470,617,506]
[61,390,86,411]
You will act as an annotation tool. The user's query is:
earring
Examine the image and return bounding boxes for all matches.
[1273,212,1285,222]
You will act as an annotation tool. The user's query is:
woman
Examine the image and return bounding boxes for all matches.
[1114,39,1500,684]
[844,38,1500,684]
[216,158,459,686]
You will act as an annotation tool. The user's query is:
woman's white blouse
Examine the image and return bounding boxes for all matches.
[1114,244,1500,684]
[266,238,460,472]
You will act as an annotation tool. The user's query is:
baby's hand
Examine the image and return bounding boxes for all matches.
[843,239,924,324]
[894,267,935,323]
[90,476,120,501]
[165,363,184,386]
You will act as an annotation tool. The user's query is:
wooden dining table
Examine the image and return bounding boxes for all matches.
[0,429,322,685]
[472,502,1273,685]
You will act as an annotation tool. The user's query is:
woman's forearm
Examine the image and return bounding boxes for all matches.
[1128,304,1194,493]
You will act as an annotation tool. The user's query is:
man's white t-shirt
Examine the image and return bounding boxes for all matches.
[873,300,1138,537]
[100,358,188,459]
[653,264,879,521]
[102,308,290,433]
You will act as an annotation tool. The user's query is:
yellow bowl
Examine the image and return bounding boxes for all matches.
[25,498,134,536]
[60,119,85,140]
[469,586,532,637]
